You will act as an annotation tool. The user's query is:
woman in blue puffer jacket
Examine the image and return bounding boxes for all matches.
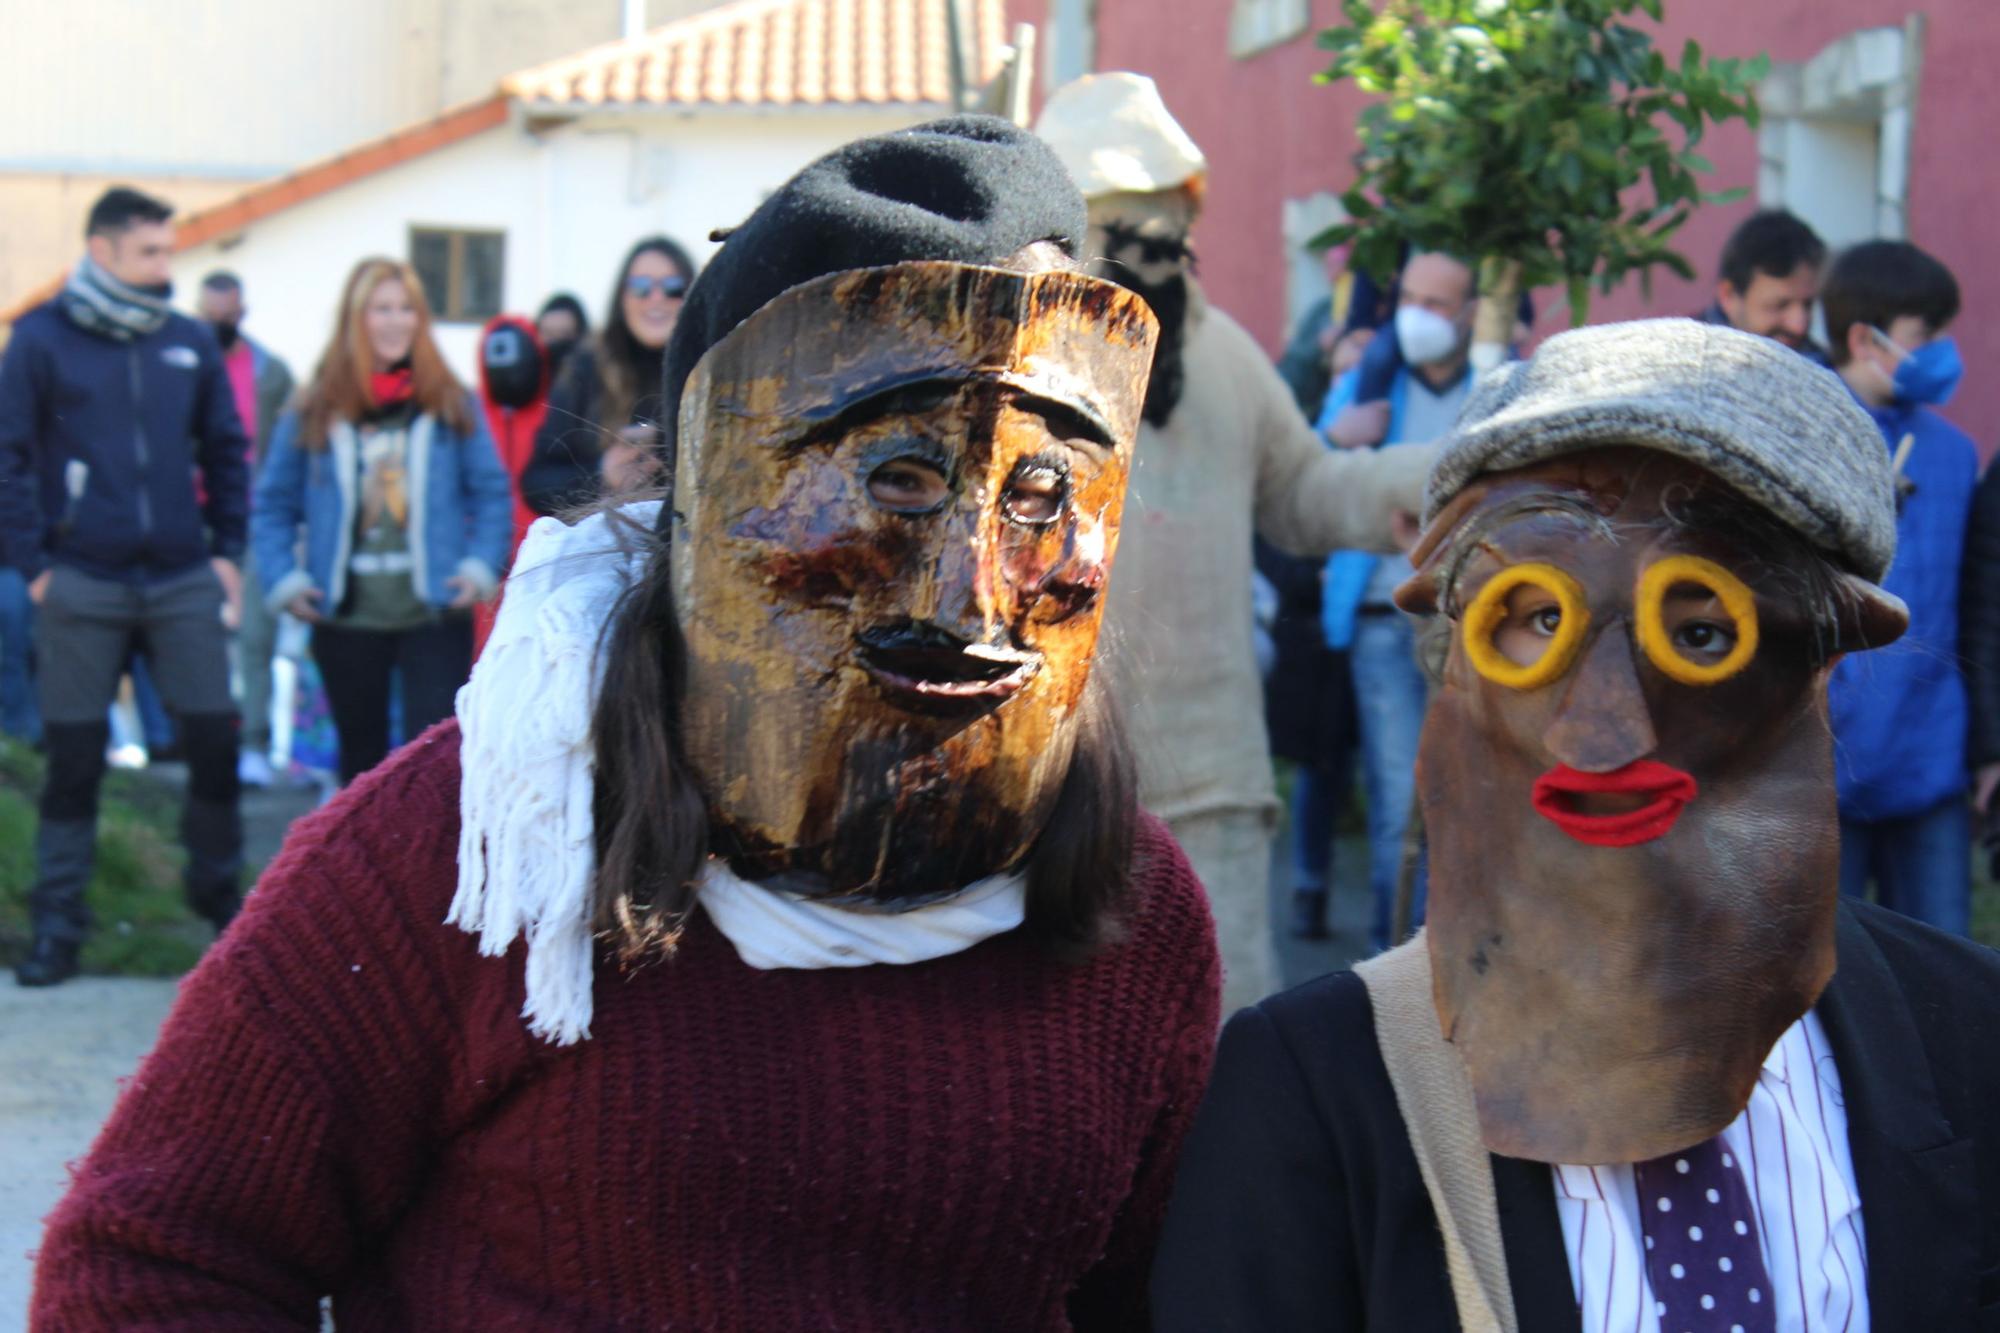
[253,256,512,785]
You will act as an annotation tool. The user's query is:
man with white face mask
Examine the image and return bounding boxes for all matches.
[1316,251,1479,950]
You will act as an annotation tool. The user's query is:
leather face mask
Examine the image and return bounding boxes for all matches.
[670,262,1158,906]
[1399,448,1908,1164]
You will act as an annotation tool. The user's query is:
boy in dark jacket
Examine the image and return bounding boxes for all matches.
[0,187,251,985]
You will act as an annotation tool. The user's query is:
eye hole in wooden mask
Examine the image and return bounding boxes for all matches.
[1634,554,1760,685]
[1462,562,1591,690]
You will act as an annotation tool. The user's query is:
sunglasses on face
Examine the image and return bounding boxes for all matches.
[1099,221,1197,269]
[625,274,689,301]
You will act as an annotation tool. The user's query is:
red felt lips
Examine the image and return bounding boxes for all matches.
[1530,760,1699,847]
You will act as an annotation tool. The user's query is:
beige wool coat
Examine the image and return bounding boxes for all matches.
[1102,286,1431,823]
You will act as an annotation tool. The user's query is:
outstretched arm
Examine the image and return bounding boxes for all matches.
[1254,351,1430,557]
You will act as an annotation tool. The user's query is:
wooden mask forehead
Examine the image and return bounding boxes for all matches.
[673,261,1159,470]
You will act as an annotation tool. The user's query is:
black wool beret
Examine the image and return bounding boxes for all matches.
[655,114,1089,498]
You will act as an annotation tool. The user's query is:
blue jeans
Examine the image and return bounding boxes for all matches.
[1291,755,1352,893]
[1353,612,1429,950]
[1838,796,1971,935]
[0,567,39,743]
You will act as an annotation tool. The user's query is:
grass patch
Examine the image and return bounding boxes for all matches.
[0,738,209,976]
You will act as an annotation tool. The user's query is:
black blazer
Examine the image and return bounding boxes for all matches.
[1151,899,2000,1330]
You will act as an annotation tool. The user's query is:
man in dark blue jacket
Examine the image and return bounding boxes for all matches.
[1823,240,1978,934]
[0,187,251,985]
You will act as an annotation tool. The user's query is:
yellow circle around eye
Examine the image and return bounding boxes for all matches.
[1635,554,1760,686]
[1461,563,1590,690]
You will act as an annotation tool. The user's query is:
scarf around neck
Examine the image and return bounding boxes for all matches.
[451,505,1027,1044]
[370,364,415,408]
[61,255,171,343]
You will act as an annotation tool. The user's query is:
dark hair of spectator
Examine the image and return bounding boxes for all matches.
[538,291,590,334]
[201,270,243,294]
[596,236,700,431]
[86,187,173,238]
[1717,210,1827,293]
[1821,240,1962,366]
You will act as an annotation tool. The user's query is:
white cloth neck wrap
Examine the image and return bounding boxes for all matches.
[452,505,1026,1046]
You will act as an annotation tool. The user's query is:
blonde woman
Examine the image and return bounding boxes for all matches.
[251,257,511,784]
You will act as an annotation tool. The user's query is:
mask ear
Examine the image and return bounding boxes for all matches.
[1392,568,1439,616]
[1826,573,1908,656]
[1393,482,1493,615]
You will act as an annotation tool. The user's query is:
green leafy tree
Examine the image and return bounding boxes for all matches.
[1316,0,1768,356]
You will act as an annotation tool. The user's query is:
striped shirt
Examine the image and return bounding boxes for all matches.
[1553,1010,1868,1331]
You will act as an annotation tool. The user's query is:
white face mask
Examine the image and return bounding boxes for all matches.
[1396,304,1463,367]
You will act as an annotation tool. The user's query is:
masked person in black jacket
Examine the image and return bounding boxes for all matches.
[0,187,251,986]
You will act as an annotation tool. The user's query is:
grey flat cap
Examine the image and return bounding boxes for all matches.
[1426,318,1896,580]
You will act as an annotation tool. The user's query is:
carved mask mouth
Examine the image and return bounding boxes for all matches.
[855,620,1042,714]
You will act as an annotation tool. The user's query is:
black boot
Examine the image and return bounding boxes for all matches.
[27,815,99,948]
[1288,886,1331,941]
[181,795,244,932]
[15,934,81,987]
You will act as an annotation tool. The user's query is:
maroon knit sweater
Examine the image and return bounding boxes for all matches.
[32,724,1220,1330]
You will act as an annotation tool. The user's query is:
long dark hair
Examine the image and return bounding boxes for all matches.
[586,509,1139,963]
[594,236,699,433]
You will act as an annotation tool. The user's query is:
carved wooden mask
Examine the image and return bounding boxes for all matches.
[670,262,1157,905]
[1397,448,1908,1164]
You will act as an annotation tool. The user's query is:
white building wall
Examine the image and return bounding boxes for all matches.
[171,108,923,385]
[0,0,660,174]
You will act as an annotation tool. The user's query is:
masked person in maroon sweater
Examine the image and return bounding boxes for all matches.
[33,118,1218,1331]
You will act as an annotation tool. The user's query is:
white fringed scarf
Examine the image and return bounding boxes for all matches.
[452,504,1027,1046]
[451,506,653,1045]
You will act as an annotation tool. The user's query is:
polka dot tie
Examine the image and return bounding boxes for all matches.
[1633,1135,1775,1333]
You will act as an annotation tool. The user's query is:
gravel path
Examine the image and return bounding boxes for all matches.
[0,975,180,1326]
[1,768,318,1327]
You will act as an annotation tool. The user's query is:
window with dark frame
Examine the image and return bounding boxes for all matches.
[409,227,506,323]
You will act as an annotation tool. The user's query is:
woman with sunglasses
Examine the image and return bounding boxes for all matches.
[523,235,699,516]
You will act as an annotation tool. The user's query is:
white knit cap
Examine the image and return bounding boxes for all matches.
[1034,72,1207,199]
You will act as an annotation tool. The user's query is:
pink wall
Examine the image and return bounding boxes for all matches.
[1024,0,2000,446]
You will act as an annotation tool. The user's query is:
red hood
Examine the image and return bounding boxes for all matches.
[477,313,548,404]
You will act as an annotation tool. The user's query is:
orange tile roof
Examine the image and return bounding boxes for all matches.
[504,0,1009,110]
[174,97,512,251]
